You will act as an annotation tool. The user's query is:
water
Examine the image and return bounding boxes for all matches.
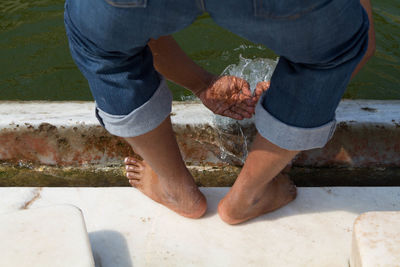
[214,56,278,164]
[221,55,278,94]
[0,0,399,101]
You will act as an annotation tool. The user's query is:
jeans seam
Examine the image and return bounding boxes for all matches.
[253,0,329,20]
[104,0,147,8]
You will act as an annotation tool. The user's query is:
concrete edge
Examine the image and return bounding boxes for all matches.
[0,100,399,168]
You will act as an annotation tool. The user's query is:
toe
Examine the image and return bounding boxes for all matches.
[129,179,140,188]
[126,165,141,172]
[136,160,146,169]
[126,171,141,179]
[124,157,137,165]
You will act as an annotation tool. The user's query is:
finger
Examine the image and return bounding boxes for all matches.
[239,79,252,97]
[235,95,256,113]
[230,106,251,118]
[237,93,257,107]
[221,109,243,120]
[237,99,256,110]
[252,95,261,105]
[254,81,269,96]
[236,104,255,116]
[255,81,270,98]
[231,106,252,118]
[254,88,263,99]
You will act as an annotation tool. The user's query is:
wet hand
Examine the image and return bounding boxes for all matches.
[197,76,256,120]
[253,81,270,103]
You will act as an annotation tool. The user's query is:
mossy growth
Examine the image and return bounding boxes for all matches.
[0,163,241,187]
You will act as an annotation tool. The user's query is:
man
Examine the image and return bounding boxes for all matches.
[64,0,375,224]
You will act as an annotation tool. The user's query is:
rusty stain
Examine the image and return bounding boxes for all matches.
[0,119,399,168]
[333,147,353,165]
[338,122,350,131]
[21,188,42,209]
[38,123,56,132]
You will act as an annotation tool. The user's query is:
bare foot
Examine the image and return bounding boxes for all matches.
[124,157,207,219]
[218,173,297,225]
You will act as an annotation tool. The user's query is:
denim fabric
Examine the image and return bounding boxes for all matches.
[64,0,368,149]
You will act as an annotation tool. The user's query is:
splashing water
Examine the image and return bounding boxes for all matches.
[214,55,278,164]
[221,55,278,94]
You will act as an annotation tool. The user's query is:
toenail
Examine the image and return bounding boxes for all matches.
[125,157,135,163]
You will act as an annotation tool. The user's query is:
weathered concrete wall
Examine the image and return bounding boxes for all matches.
[1,100,399,168]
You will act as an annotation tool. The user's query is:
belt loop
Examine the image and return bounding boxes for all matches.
[197,0,206,12]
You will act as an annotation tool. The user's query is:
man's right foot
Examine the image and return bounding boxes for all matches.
[125,157,207,219]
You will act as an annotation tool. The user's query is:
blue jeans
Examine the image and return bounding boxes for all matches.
[64,0,368,150]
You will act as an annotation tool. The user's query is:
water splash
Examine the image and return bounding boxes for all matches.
[214,55,278,164]
[221,54,278,94]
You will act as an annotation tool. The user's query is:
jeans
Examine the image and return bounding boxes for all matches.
[64,0,368,150]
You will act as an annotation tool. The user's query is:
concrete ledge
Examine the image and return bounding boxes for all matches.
[0,100,399,168]
[1,187,399,266]
[351,212,400,267]
[0,205,94,267]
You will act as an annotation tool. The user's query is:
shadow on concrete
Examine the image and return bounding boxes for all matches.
[200,187,400,226]
[89,230,133,267]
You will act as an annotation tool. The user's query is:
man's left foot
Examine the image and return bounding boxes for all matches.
[218,173,297,225]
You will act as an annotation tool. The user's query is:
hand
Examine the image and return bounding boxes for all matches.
[253,81,270,103]
[197,76,256,120]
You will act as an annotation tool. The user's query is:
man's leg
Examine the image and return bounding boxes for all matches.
[206,0,369,224]
[124,116,207,219]
[64,0,206,217]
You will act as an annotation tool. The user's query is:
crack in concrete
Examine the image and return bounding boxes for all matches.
[21,188,42,209]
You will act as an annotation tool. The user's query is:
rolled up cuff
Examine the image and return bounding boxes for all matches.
[254,95,337,151]
[96,78,172,137]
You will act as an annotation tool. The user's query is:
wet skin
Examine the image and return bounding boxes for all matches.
[124,116,207,219]
[122,9,375,224]
[125,124,298,225]
[125,157,207,219]
[123,74,297,224]
[125,157,296,224]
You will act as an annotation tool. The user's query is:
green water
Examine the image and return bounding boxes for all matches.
[0,0,399,101]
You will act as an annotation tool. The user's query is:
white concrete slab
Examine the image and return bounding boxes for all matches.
[0,187,399,267]
[351,212,400,267]
[1,100,399,127]
[0,205,95,267]
[0,187,39,213]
